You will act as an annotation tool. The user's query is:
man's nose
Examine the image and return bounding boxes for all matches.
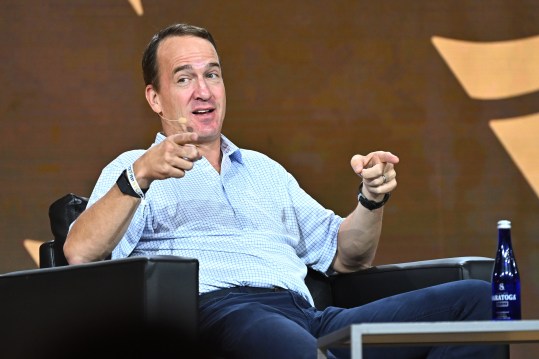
[193,78,211,100]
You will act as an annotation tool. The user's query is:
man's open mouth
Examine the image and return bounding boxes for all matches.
[192,109,214,115]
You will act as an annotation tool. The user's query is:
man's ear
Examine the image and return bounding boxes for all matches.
[145,85,162,114]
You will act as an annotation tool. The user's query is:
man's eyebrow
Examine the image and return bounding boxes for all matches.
[173,64,192,74]
[173,62,221,75]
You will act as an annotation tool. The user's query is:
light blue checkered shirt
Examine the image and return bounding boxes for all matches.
[86,133,343,304]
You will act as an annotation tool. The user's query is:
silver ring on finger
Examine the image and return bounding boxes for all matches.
[382,174,387,184]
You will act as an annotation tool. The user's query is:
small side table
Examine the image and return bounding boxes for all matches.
[317,320,539,359]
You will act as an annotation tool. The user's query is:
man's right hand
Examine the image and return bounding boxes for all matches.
[134,132,202,189]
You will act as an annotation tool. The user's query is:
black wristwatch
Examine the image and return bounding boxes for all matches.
[357,183,391,210]
[116,170,148,198]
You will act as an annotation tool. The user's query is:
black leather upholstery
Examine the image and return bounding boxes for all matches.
[332,256,495,308]
[0,256,200,358]
[40,193,88,268]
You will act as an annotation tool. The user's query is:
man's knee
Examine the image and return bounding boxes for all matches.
[448,279,491,320]
[452,279,491,302]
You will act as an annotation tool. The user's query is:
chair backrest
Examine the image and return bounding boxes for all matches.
[39,193,88,268]
[40,193,335,309]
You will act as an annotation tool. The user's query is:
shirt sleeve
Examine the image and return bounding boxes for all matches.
[285,171,344,275]
[84,150,148,259]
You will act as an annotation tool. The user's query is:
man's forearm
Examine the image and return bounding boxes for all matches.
[63,185,140,265]
[333,204,383,273]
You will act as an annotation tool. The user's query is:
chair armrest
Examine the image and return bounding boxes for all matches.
[331,256,494,308]
[39,240,67,268]
[0,255,199,357]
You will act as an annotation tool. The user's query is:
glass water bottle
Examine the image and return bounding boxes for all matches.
[491,219,521,320]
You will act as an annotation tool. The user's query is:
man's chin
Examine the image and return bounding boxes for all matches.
[194,131,221,145]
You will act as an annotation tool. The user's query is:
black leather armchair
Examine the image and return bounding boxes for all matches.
[0,193,506,358]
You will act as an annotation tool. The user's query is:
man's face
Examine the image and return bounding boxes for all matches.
[153,35,226,143]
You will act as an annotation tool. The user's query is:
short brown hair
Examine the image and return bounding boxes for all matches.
[142,23,218,91]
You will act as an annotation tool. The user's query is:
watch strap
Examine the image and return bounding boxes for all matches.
[357,182,391,210]
[116,169,147,198]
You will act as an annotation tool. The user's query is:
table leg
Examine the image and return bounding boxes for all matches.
[351,326,363,359]
[317,347,328,359]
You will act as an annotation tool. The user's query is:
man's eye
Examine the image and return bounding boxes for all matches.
[178,77,189,84]
[207,73,220,79]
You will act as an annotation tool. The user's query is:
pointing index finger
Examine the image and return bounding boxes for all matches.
[170,131,198,146]
[350,151,399,175]
[376,151,399,165]
[363,151,400,167]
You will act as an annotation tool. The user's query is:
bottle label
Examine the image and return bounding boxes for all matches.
[492,282,521,320]
[492,294,517,301]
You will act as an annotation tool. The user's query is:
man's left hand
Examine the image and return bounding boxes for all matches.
[350,151,400,202]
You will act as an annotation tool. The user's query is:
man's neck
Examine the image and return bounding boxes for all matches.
[196,140,223,173]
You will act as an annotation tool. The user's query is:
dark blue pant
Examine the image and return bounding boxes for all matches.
[199,279,503,358]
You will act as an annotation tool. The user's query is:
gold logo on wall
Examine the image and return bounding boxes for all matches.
[432,35,539,198]
[128,0,144,16]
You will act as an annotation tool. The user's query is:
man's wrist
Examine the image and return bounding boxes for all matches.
[116,166,149,198]
[357,182,390,211]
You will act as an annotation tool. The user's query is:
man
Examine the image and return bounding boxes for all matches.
[65,23,496,358]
